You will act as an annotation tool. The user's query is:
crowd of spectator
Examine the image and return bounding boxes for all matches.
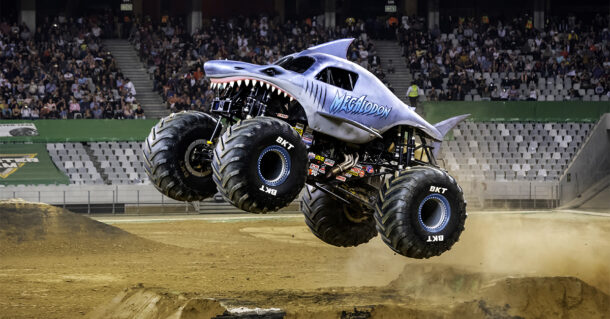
[129,16,388,112]
[1,11,609,119]
[0,13,146,120]
[397,14,610,101]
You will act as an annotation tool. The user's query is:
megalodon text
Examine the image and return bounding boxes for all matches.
[328,92,392,118]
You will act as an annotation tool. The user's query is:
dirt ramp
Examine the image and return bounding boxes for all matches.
[87,286,226,319]
[0,199,160,256]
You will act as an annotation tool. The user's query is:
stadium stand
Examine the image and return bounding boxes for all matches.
[47,142,148,185]
[397,14,609,102]
[439,121,594,182]
[34,119,594,187]
[0,15,146,120]
[47,143,104,185]
[89,142,148,185]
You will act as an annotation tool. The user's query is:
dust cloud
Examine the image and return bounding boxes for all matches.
[342,211,610,294]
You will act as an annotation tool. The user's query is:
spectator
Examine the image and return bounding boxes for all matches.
[406,81,420,110]
[387,59,395,74]
[134,104,146,119]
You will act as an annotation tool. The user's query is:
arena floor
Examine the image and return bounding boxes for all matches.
[0,202,609,318]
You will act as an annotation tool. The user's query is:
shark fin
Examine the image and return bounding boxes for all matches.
[431,114,470,157]
[304,38,354,59]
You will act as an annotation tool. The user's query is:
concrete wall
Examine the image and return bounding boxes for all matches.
[0,184,180,206]
[559,114,610,205]
[1,179,558,211]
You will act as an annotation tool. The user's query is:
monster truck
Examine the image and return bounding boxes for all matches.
[143,39,468,259]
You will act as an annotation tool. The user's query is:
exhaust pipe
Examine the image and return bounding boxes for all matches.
[329,153,359,177]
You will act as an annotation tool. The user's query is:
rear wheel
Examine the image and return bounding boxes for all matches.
[374,166,466,259]
[143,111,219,202]
[212,117,308,213]
[301,186,377,247]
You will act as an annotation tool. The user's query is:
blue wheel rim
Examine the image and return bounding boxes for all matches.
[257,145,291,187]
[418,194,451,233]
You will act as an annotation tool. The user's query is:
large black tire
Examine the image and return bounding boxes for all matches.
[212,117,307,213]
[143,111,219,202]
[301,186,377,247]
[375,166,466,259]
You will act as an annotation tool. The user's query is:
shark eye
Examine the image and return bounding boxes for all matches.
[262,68,280,76]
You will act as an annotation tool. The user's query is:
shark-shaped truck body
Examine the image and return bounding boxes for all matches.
[143,39,468,259]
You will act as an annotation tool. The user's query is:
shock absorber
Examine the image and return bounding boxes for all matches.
[395,127,404,169]
[243,86,257,118]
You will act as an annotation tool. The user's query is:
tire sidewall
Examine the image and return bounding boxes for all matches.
[404,170,462,246]
[162,112,215,191]
[244,121,307,203]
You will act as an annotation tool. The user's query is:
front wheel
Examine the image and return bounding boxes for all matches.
[374,166,466,259]
[143,111,219,202]
[212,117,308,213]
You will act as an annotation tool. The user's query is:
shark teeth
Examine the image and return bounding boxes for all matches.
[210,78,294,100]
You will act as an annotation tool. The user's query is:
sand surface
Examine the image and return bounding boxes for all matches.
[0,200,609,318]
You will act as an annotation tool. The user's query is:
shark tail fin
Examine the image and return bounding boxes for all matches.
[431,114,471,158]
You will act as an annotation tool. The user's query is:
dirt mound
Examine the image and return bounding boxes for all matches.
[476,276,610,318]
[382,264,610,319]
[387,264,495,299]
[0,199,161,256]
[88,286,287,319]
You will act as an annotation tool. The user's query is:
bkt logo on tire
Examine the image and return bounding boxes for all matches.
[429,186,448,194]
[276,137,294,150]
[427,235,444,242]
[259,185,278,196]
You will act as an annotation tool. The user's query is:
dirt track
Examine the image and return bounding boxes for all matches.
[0,200,609,318]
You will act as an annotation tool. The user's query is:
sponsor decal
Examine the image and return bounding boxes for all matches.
[307,152,316,160]
[310,163,319,170]
[335,175,346,182]
[0,123,39,137]
[308,168,318,176]
[328,92,392,118]
[302,136,313,146]
[294,124,304,136]
[276,113,289,119]
[324,159,335,166]
[314,155,325,162]
[358,170,365,178]
[365,165,374,174]
[0,154,39,178]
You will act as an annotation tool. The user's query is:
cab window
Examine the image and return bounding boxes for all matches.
[315,67,358,91]
[276,56,315,74]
